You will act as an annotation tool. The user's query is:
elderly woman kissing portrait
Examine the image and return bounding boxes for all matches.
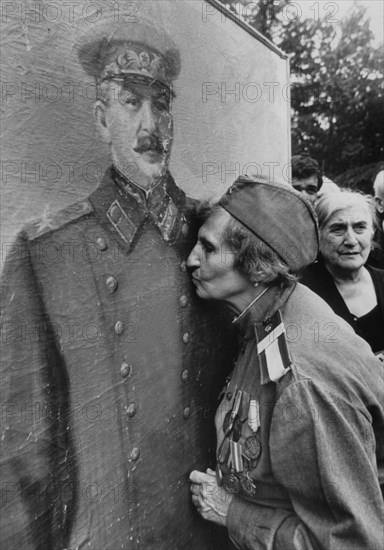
[188,177,384,550]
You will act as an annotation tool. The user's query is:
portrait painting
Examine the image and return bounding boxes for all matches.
[1,0,290,253]
[0,1,291,549]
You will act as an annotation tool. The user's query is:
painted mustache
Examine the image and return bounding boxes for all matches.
[134,135,166,154]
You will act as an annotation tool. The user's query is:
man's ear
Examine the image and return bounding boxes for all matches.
[95,101,110,144]
[374,196,384,215]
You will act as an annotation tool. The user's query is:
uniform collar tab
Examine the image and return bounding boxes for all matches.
[91,166,187,250]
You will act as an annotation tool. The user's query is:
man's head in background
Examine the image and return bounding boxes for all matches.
[291,155,323,205]
[373,170,384,226]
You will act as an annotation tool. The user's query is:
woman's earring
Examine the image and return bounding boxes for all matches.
[254,281,259,287]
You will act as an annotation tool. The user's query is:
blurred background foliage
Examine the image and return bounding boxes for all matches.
[218,0,384,193]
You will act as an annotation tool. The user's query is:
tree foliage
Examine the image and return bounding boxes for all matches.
[217,0,384,188]
[218,0,291,40]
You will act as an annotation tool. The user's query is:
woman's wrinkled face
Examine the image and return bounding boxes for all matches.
[320,205,374,274]
[187,210,252,304]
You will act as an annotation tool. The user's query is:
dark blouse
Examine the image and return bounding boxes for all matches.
[301,258,384,353]
[357,305,383,353]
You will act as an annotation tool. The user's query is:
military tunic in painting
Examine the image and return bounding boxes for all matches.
[0,168,235,550]
[216,283,384,550]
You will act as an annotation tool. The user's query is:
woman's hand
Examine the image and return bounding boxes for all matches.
[189,468,234,527]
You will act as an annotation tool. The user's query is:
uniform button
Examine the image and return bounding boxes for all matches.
[181,369,190,382]
[181,223,189,236]
[120,362,132,378]
[106,275,118,293]
[115,321,124,335]
[226,392,233,401]
[109,204,121,223]
[182,332,190,343]
[88,485,99,499]
[96,236,107,251]
[128,447,140,461]
[180,260,187,272]
[183,406,191,419]
[126,403,137,417]
[179,295,188,307]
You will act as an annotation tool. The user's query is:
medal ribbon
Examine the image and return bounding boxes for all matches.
[248,400,260,432]
[229,440,244,473]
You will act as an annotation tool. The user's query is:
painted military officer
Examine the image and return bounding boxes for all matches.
[0,15,235,550]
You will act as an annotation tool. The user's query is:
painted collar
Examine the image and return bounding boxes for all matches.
[89,166,188,252]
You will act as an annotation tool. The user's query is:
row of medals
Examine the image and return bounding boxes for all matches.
[216,388,261,497]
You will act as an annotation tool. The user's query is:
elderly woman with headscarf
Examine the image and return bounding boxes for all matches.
[187,177,384,550]
[301,190,384,357]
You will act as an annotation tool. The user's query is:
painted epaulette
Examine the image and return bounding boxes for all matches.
[185,196,199,211]
[183,196,197,223]
[25,200,94,240]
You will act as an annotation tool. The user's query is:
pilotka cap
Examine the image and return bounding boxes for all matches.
[219,176,319,272]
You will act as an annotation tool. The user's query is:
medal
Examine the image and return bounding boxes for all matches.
[232,417,242,442]
[216,463,223,487]
[248,400,260,433]
[223,472,241,494]
[239,391,250,422]
[245,400,261,461]
[244,435,262,460]
[240,472,257,496]
[229,440,243,473]
[217,437,230,464]
[223,410,231,434]
[223,389,242,436]
[228,390,242,431]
